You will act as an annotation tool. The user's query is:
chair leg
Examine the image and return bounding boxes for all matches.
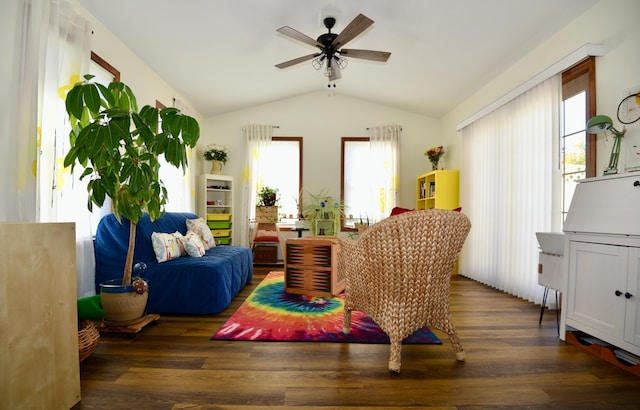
[342,308,352,334]
[539,286,549,325]
[445,324,465,362]
[388,338,402,373]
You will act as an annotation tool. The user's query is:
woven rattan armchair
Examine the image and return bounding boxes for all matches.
[337,209,471,373]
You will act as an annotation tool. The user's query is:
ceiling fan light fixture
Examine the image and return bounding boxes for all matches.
[335,56,348,69]
[312,55,325,70]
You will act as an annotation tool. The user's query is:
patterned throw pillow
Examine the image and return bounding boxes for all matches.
[186,218,215,249]
[171,231,187,256]
[183,231,206,257]
[151,232,182,263]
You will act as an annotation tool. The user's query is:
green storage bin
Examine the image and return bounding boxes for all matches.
[215,236,232,245]
[208,221,232,229]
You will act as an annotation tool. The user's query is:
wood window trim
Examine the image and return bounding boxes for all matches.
[90,51,120,82]
[562,56,596,178]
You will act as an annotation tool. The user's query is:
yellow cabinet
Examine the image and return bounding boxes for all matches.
[416,170,459,210]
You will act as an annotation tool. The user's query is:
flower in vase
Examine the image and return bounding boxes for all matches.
[202,144,230,164]
[424,145,445,169]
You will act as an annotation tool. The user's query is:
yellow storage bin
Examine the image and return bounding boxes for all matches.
[207,213,232,221]
[211,229,232,237]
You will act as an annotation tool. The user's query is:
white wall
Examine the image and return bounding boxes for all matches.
[76,4,203,122]
[442,0,640,196]
[200,91,442,213]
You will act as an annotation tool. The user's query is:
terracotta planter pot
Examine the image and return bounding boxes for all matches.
[100,279,148,322]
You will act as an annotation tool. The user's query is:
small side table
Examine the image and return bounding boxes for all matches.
[284,237,344,297]
[293,227,309,238]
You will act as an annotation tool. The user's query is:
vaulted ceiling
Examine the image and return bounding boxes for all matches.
[78,0,598,118]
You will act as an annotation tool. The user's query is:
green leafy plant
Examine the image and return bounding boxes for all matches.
[64,74,200,286]
[257,186,279,207]
[300,190,345,235]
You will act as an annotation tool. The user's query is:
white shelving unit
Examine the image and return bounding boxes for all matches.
[198,174,234,245]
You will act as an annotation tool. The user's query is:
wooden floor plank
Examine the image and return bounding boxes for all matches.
[73,267,640,409]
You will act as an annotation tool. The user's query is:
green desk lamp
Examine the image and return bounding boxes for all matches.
[587,115,626,175]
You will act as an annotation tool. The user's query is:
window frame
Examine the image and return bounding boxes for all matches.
[562,56,596,177]
[560,57,596,224]
[91,51,120,82]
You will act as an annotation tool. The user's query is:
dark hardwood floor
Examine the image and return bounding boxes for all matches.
[73,266,640,409]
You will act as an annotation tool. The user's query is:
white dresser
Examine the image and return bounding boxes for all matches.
[561,173,640,357]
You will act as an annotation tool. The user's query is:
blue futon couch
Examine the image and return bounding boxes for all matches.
[94,212,253,314]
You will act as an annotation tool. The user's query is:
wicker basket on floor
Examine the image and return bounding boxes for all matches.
[78,320,100,362]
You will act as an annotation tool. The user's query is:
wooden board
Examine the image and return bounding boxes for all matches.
[0,223,81,409]
[97,314,160,336]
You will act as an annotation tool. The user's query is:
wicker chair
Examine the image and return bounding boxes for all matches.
[337,209,471,373]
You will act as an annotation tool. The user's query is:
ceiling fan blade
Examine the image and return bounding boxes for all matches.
[331,14,374,48]
[275,53,319,69]
[340,49,391,62]
[276,26,322,48]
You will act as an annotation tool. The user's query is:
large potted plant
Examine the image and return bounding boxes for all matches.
[255,186,279,223]
[64,75,200,322]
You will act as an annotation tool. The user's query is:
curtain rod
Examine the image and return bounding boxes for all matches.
[272,125,279,128]
[366,127,402,130]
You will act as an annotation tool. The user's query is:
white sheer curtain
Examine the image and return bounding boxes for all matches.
[1,0,45,222]
[240,124,272,246]
[367,125,400,221]
[460,75,561,304]
[37,0,94,296]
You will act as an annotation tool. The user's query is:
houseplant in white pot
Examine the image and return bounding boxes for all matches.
[64,74,200,322]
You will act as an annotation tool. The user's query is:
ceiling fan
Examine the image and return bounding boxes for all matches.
[275,13,391,85]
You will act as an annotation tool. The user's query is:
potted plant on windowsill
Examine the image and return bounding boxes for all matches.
[64,75,200,323]
[255,186,279,223]
[300,190,345,236]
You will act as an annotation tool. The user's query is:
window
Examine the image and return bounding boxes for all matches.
[561,57,596,223]
[341,137,370,230]
[258,137,302,220]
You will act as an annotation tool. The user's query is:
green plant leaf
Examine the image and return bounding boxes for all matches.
[96,82,114,107]
[83,83,101,115]
[65,85,84,120]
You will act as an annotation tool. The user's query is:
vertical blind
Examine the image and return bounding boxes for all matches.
[460,75,561,303]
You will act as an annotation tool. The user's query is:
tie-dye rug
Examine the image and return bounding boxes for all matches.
[211,271,441,344]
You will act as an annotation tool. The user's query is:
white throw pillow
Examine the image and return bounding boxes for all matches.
[171,231,187,256]
[183,231,206,257]
[151,232,182,263]
[186,218,215,249]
